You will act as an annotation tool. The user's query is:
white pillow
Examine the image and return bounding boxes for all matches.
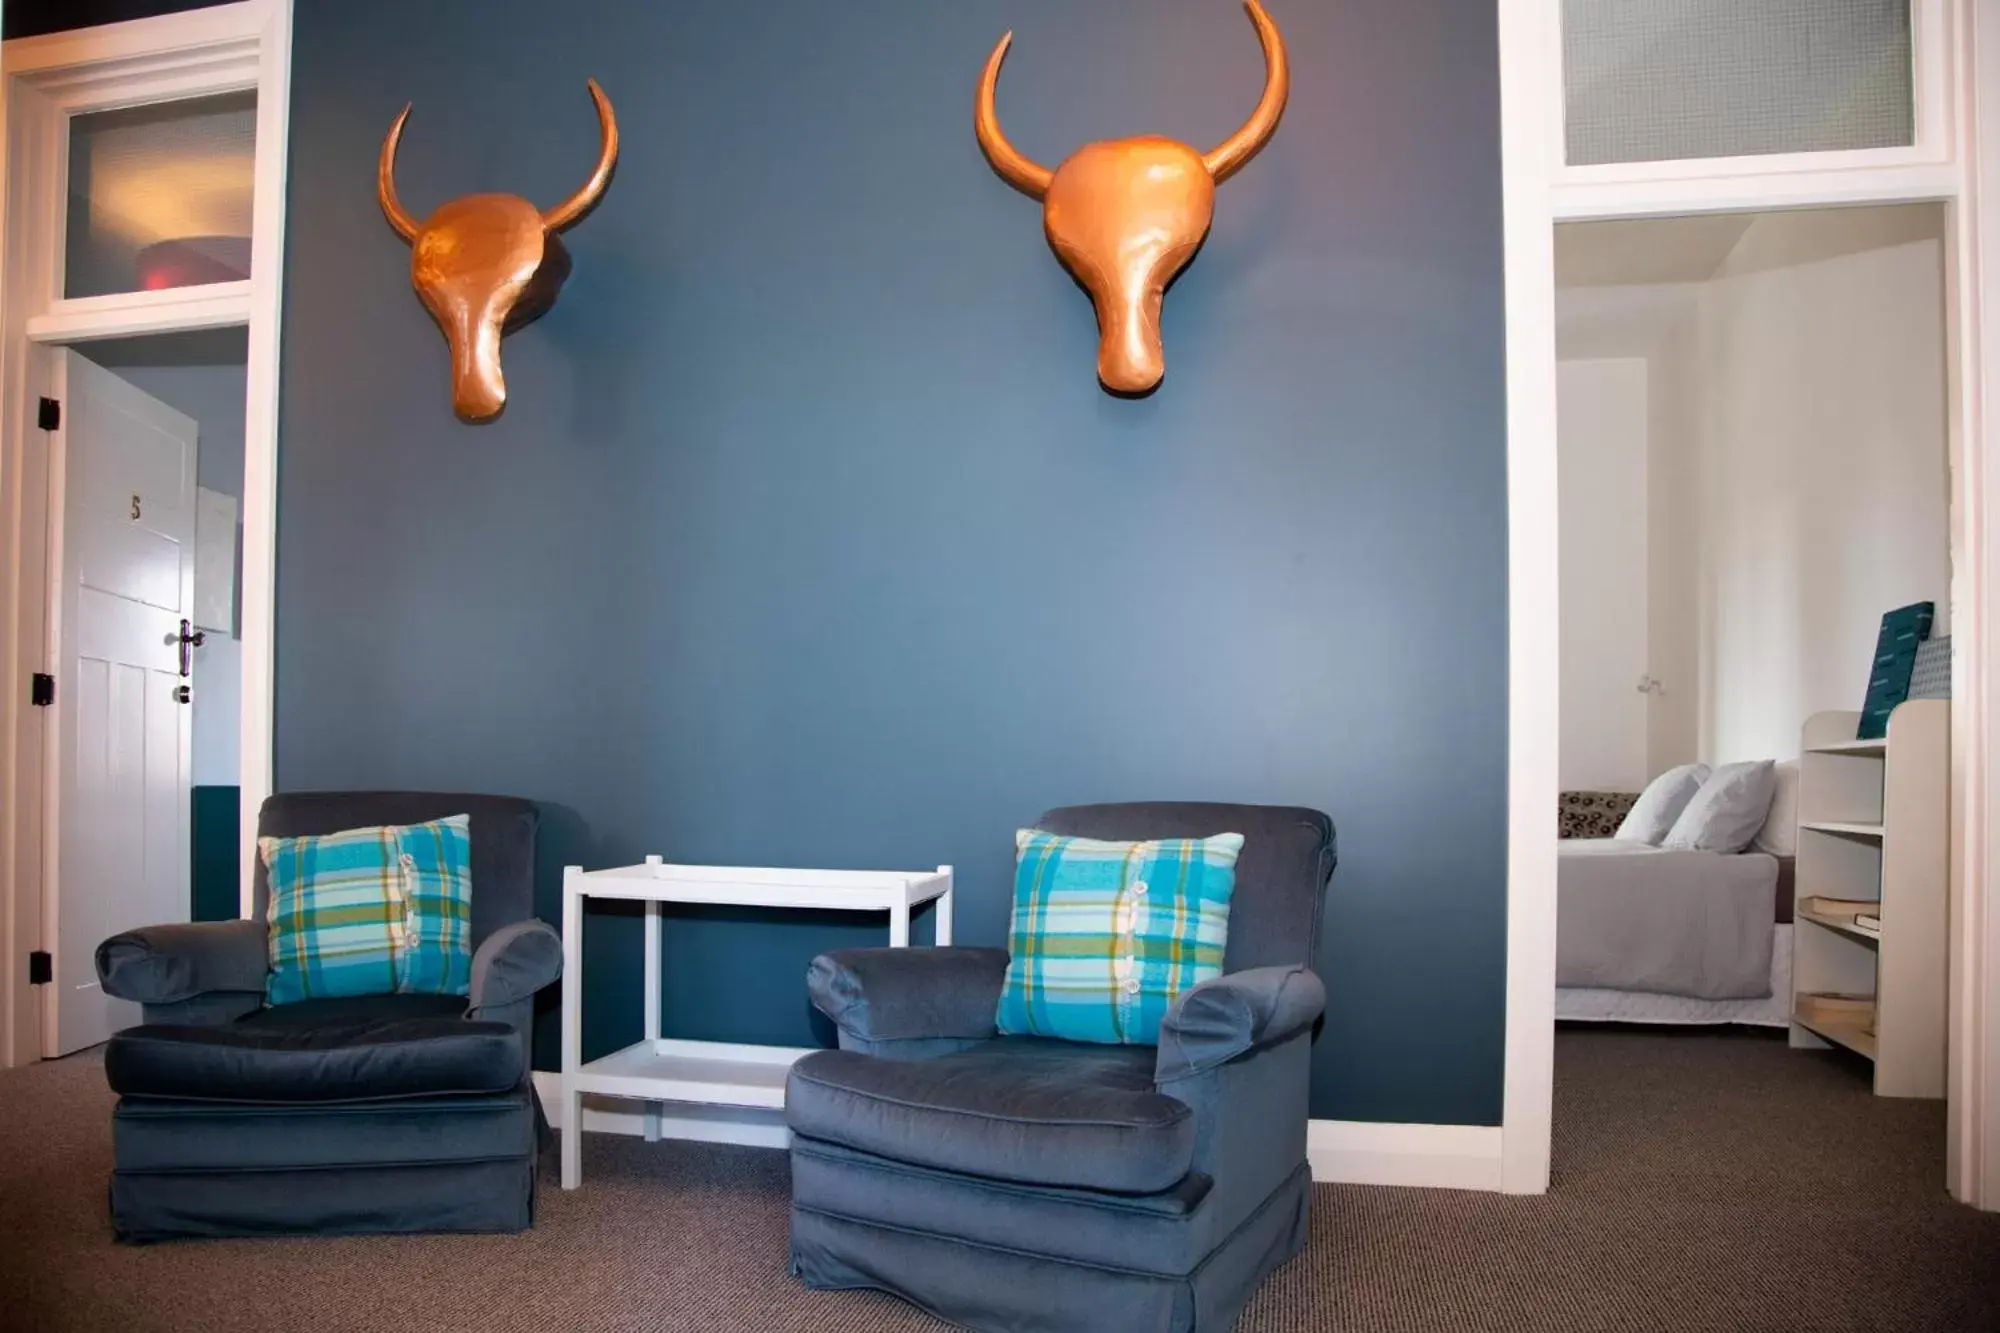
[1614,763,1711,845]
[1752,760,1800,857]
[1663,760,1778,853]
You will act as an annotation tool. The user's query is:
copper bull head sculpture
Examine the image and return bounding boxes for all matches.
[976,0,1288,394]
[379,80,619,422]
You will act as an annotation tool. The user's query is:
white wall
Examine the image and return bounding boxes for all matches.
[1561,205,1949,782]
[1645,309,1703,772]
[1557,358,1651,790]
[1689,206,1949,764]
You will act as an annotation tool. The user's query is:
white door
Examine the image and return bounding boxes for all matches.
[48,350,198,1056]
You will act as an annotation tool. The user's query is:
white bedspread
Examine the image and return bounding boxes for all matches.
[1556,839,1778,1000]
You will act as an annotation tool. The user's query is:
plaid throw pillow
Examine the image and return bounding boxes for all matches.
[261,814,475,1005]
[996,829,1242,1046]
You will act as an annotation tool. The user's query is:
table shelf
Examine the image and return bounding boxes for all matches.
[1792,998,1878,1061]
[573,1039,809,1110]
[559,857,955,1189]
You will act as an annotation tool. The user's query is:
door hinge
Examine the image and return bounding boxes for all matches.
[28,952,52,986]
[36,397,58,431]
[30,673,54,707]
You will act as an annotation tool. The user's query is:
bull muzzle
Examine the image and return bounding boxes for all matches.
[379,80,618,423]
[975,0,1288,395]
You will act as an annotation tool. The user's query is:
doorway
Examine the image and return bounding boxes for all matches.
[0,1,293,1068]
[1495,0,2000,1209]
[1552,203,1955,1185]
[42,331,247,1054]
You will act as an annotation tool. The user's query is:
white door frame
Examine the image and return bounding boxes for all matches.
[1499,0,2000,1209]
[0,0,292,1068]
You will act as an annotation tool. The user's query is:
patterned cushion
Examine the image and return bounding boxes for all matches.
[1559,791,1639,840]
[996,829,1240,1046]
[261,815,474,1005]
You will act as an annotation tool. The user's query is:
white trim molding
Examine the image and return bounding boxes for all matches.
[0,0,293,1069]
[1954,0,2000,1212]
[1497,0,1561,1197]
[1307,1120,1505,1192]
[533,1078,1510,1194]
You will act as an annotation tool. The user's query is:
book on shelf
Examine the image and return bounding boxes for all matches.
[1801,896,1879,920]
[1853,913,1882,935]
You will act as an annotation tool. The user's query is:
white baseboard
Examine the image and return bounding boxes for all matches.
[536,1074,1505,1191]
[1306,1119,1505,1191]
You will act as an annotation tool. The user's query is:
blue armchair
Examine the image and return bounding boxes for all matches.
[786,802,1336,1332]
[93,792,559,1241]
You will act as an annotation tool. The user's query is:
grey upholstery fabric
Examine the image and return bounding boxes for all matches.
[111,1154,535,1243]
[806,946,1007,1058]
[96,791,552,1241]
[1154,965,1324,1081]
[1033,802,1335,974]
[788,1041,1193,1195]
[1155,1027,1318,1267]
[791,1136,1215,1271]
[105,1018,522,1102]
[251,791,538,950]
[468,920,562,1012]
[790,1164,1309,1333]
[97,919,267,1004]
[788,801,1337,1332]
[232,993,468,1030]
[113,1091,533,1172]
[140,991,264,1027]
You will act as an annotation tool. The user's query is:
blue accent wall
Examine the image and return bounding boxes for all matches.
[278,0,1508,1125]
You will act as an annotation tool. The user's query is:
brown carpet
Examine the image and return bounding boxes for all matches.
[2,1027,1996,1332]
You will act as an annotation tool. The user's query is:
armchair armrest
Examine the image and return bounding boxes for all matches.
[96,919,267,1006]
[467,920,562,1014]
[1154,965,1325,1084]
[807,946,1009,1058]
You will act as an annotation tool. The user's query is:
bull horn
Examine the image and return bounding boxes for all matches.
[378,103,420,242]
[1202,0,1289,183]
[975,32,1054,200]
[542,79,620,232]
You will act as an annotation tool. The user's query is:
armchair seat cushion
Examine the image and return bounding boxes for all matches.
[786,1038,1195,1195]
[106,1011,521,1104]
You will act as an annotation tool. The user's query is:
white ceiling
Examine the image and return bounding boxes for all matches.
[1555,214,1756,288]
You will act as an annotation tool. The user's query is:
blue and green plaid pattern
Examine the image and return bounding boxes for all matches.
[262,814,475,1005]
[996,829,1242,1046]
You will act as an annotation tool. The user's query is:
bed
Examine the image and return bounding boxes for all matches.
[1553,838,1795,1028]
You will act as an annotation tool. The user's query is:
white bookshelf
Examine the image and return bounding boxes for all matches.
[1790,702,1949,1097]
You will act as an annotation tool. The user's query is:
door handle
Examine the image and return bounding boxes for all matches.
[176,619,206,678]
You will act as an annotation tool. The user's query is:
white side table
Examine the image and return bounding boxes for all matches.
[559,857,954,1189]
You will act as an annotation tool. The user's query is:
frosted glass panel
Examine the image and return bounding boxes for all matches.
[65,92,257,299]
[1564,0,1914,167]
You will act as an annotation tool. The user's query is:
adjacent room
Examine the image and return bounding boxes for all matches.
[1554,202,1955,1164]
[1,4,1998,1333]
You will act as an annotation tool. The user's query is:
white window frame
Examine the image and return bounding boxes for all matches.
[1550,0,1954,208]
[1501,0,2000,1209]
[0,0,292,1068]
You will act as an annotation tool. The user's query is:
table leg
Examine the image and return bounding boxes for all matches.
[643,893,662,1143]
[561,872,583,1190]
[935,869,953,946]
[890,903,910,948]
